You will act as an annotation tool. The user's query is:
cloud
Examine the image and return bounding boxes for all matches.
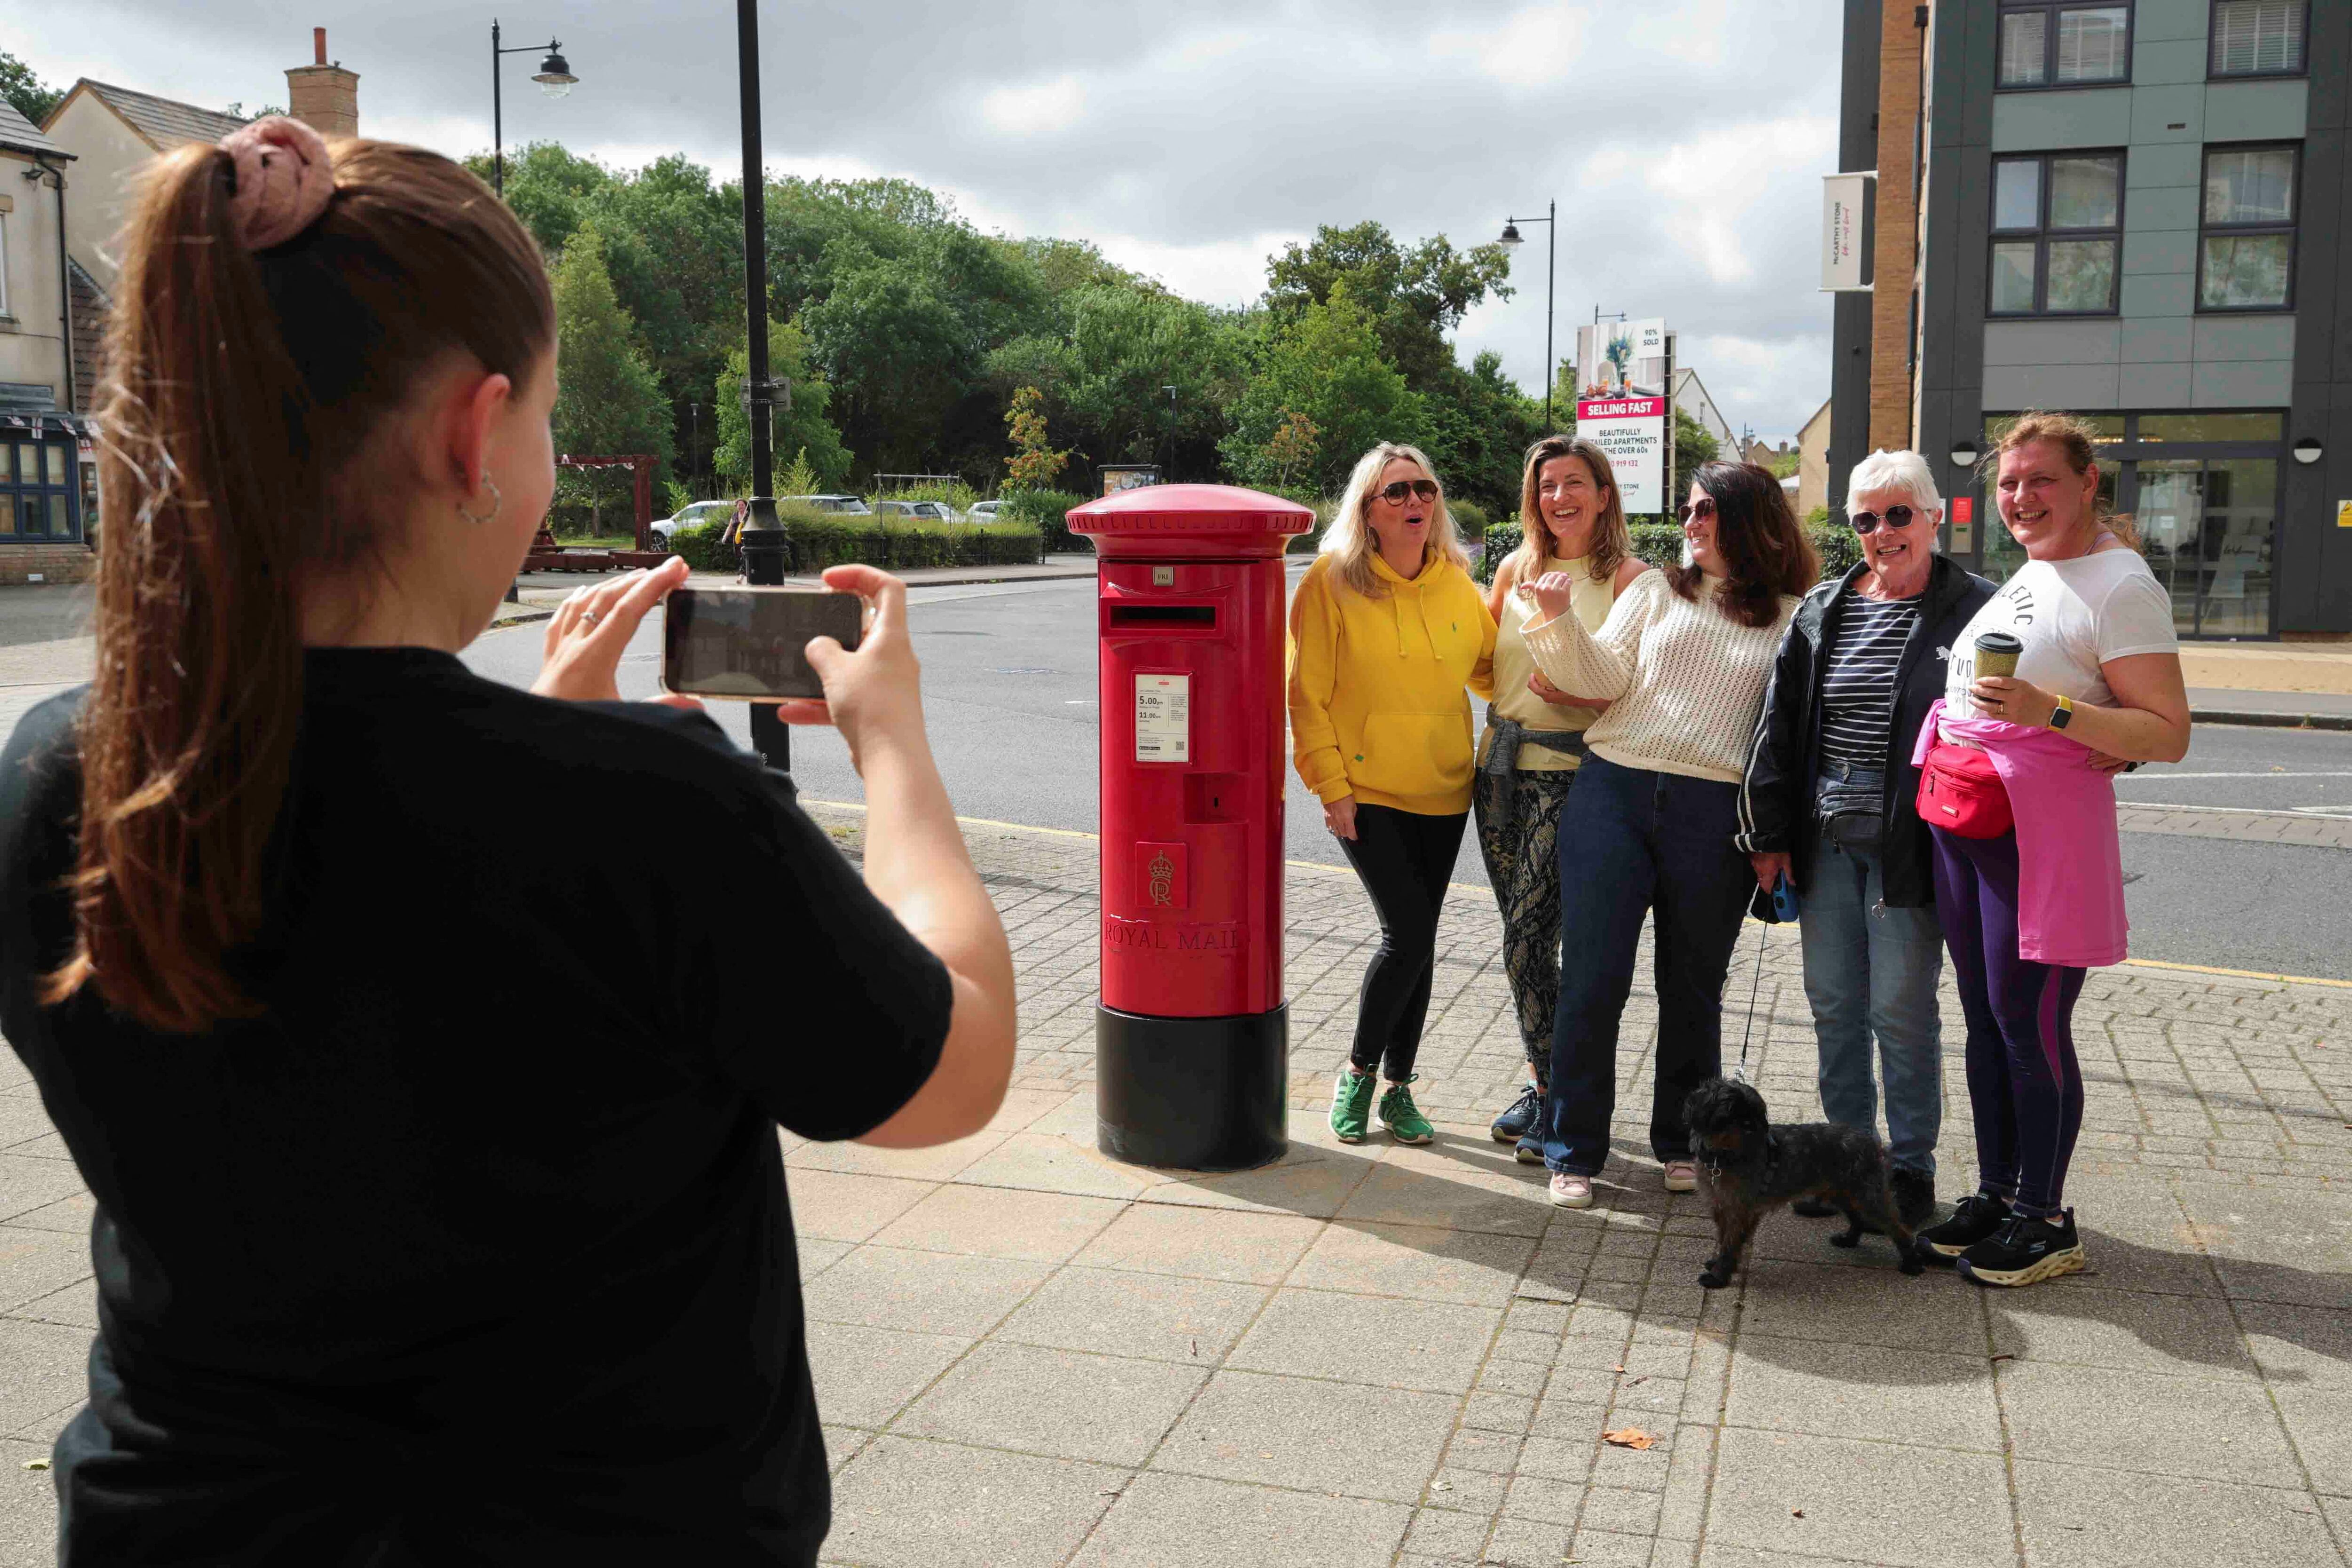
[18,0,1845,434]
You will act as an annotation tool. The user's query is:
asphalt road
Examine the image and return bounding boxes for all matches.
[460,571,2352,981]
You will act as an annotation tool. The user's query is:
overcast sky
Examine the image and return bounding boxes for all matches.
[20,0,1841,440]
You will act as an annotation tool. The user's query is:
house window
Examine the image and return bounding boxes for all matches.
[0,212,10,317]
[0,438,78,542]
[1989,152,2124,315]
[2199,145,2297,311]
[1998,2,2132,88]
[2209,1,2306,78]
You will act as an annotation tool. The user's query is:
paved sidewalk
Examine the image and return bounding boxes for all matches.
[5,808,2351,1567]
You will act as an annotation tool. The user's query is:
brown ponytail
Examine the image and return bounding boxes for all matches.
[48,139,553,1033]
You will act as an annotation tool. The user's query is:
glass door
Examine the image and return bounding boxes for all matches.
[2122,457,2276,637]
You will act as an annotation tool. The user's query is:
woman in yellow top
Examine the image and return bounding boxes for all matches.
[1476,436,1655,1153]
[1289,442,1496,1146]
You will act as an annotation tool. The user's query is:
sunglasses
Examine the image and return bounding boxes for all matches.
[1675,497,1715,525]
[1376,479,1440,505]
[1848,505,1919,534]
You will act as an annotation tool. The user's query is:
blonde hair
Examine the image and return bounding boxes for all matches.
[1505,434,1630,587]
[1985,411,2140,550]
[1319,442,1471,598]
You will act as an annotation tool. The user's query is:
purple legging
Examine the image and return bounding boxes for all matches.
[1929,825,2087,1214]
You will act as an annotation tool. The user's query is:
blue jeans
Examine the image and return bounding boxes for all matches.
[1797,820,1946,1177]
[1540,756,1752,1175]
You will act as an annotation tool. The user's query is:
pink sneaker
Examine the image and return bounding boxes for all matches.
[1549,1172,1594,1209]
[1662,1160,1699,1193]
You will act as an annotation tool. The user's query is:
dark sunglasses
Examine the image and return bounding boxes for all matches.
[1376,479,1440,505]
[1849,505,1919,534]
[1675,496,1715,525]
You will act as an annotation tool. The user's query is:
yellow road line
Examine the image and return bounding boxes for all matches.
[808,800,2352,991]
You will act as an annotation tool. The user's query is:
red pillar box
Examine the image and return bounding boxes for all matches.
[1069,485,1314,1170]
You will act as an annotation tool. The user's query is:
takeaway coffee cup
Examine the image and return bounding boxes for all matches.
[1973,631,2023,681]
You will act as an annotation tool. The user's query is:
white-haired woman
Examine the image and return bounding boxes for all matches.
[1290,443,1495,1146]
[1737,449,1994,1228]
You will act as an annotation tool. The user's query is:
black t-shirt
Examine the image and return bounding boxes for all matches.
[0,648,951,1565]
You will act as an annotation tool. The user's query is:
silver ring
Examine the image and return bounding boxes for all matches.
[579,610,600,629]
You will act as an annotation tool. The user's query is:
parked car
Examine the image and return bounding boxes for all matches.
[649,499,735,542]
[875,499,967,525]
[968,500,1003,523]
[783,494,872,515]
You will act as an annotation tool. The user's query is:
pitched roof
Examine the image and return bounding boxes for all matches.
[68,258,109,415]
[0,98,65,158]
[82,81,249,149]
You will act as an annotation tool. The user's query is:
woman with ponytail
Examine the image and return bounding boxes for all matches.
[0,120,1016,1563]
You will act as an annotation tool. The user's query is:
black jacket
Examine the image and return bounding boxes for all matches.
[1735,554,1996,908]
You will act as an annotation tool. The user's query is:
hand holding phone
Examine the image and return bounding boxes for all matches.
[771,565,926,777]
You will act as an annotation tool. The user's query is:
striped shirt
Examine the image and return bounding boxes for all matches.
[1817,593,1923,771]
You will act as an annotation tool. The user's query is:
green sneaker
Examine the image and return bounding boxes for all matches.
[1377,1078,1434,1145]
[1330,1066,1377,1143]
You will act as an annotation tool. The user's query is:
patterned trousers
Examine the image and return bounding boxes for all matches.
[1472,766,1577,1082]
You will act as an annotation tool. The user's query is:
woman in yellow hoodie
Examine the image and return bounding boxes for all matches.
[1289,442,1496,1146]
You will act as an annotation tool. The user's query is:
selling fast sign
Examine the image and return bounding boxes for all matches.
[1575,395,1668,515]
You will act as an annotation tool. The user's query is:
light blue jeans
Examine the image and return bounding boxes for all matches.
[1797,819,1946,1176]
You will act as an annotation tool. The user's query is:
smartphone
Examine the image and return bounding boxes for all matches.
[661,586,863,701]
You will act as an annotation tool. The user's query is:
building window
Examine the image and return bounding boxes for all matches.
[0,437,79,543]
[2199,144,2297,311]
[1998,2,2132,88]
[2209,1,2306,78]
[1989,152,2124,315]
[0,212,10,317]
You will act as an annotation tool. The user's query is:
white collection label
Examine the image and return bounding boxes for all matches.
[1134,674,1190,763]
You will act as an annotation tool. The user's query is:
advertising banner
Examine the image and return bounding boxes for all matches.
[1574,395,1668,515]
[1821,173,1875,291]
[1575,322,1669,401]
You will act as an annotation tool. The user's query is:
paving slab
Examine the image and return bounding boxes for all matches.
[1067,1472,1410,1568]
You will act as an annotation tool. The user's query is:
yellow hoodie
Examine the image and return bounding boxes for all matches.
[1287,551,1497,815]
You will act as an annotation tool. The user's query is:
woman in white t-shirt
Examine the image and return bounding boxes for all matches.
[1913,412,2190,1290]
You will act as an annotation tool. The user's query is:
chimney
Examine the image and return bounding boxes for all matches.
[286,26,360,138]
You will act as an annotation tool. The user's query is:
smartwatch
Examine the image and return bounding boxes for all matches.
[2049,694,2075,731]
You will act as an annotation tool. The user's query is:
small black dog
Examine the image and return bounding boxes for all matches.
[1681,1076,1925,1289]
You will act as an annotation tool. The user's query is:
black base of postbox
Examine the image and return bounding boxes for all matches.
[1096,1003,1288,1172]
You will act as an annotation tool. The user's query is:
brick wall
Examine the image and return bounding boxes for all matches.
[0,547,95,586]
[1869,0,1925,454]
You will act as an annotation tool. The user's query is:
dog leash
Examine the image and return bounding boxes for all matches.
[1732,918,1769,1085]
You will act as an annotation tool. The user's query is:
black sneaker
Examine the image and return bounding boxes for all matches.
[1891,1170,1936,1231]
[1490,1082,1543,1145]
[1957,1210,2085,1288]
[1915,1190,2011,1263]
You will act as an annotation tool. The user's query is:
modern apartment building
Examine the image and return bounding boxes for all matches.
[1835,0,2347,637]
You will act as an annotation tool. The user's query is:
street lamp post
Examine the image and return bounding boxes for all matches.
[734,0,792,774]
[489,18,577,199]
[1497,200,1557,430]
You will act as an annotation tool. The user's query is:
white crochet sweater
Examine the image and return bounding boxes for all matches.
[1521,570,1797,785]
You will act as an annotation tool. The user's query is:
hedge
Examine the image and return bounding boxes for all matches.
[665,509,1044,574]
[996,488,1094,553]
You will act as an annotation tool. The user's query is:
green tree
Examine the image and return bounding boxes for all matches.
[549,226,673,525]
[714,318,851,493]
[1667,406,1724,517]
[0,53,60,127]
[1222,282,1424,493]
[1263,411,1319,490]
[1264,221,1513,389]
[988,285,1249,476]
[1003,386,1072,490]
[1420,350,1544,514]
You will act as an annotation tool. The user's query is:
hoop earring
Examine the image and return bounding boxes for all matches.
[457,477,502,526]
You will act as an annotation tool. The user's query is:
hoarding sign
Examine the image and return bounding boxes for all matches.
[1576,321,1669,401]
[1575,395,1668,515]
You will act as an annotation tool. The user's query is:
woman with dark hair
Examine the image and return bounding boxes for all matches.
[1475,435,1653,1149]
[0,121,1016,1562]
[1518,462,1819,1206]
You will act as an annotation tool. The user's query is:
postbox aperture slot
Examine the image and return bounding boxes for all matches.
[1184,773,1247,823]
[1108,604,1216,628]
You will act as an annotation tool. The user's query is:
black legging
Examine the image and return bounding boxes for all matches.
[1338,804,1469,1080]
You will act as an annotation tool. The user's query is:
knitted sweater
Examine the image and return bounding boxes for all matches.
[1522,570,1799,784]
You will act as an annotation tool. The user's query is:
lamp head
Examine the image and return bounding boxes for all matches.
[1498,222,1524,250]
[2292,437,2323,466]
[534,48,576,96]
[1949,441,1980,469]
